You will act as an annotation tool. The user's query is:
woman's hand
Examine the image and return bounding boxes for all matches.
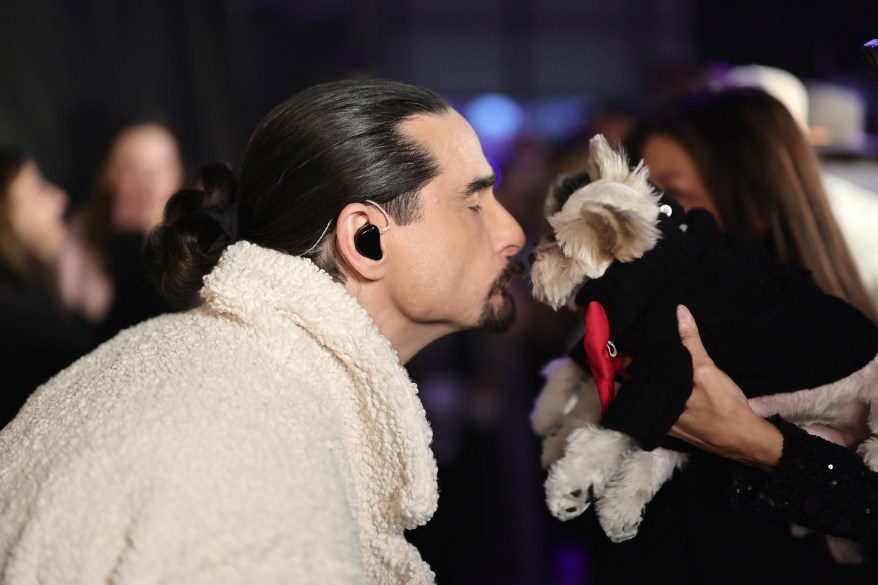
[670,305,783,472]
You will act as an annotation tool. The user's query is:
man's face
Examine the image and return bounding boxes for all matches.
[385,110,525,336]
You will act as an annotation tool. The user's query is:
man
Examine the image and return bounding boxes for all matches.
[323,101,526,363]
[0,79,524,584]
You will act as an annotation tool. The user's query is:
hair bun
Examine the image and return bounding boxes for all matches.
[144,162,238,303]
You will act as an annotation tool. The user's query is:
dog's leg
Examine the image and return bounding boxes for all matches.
[790,526,863,564]
[857,436,878,471]
[544,424,635,521]
[531,358,594,438]
[861,360,878,472]
[825,535,863,565]
[596,447,689,542]
[749,353,878,448]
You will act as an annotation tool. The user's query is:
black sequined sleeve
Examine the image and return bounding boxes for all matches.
[728,415,878,545]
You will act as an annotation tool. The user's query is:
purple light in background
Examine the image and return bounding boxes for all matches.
[466,93,525,142]
[534,99,585,141]
[465,93,525,166]
[551,541,591,585]
[486,155,502,189]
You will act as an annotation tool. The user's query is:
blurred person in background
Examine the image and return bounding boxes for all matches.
[709,64,878,310]
[59,120,192,341]
[628,86,877,322]
[0,150,95,428]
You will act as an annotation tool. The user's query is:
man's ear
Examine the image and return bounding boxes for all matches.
[335,202,389,281]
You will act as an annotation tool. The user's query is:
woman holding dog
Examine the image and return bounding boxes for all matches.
[673,303,878,576]
[596,87,878,584]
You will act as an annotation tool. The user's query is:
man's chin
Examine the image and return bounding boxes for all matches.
[477,289,516,334]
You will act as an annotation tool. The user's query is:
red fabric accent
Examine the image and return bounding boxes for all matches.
[584,301,626,417]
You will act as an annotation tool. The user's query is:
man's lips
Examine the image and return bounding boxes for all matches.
[490,258,524,296]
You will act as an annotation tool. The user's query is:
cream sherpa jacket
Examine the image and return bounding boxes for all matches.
[0,242,439,584]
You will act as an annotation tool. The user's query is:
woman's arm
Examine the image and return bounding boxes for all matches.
[670,304,878,545]
[669,304,783,472]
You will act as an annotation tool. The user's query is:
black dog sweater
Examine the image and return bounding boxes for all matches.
[568,195,878,450]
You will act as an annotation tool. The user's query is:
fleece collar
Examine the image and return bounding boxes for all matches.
[200,241,438,530]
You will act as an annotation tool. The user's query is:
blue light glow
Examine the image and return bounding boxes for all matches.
[465,93,525,142]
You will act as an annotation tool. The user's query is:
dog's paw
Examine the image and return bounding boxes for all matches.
[545,461,595,521]
[595,485,647,542]
[543,425,631,521]
[596,448,688,542]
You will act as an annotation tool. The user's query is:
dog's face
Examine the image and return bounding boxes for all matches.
[530,134,662,310]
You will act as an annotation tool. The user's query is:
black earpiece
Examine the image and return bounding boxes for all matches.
[355,223,383,260]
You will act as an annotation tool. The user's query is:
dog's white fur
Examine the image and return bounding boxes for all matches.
[531,136,662,310]
[531,358,604,469]
[529,134,878,563]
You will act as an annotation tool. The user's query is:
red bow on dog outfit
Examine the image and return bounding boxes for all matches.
[584,301,626,417]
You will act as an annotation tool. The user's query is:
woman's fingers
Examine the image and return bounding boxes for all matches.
[676,304,713,369]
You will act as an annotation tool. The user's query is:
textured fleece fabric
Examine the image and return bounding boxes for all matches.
[0,242,439,585]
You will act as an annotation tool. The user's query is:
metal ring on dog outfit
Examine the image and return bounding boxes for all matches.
[659,204,673,216]
[607,341,617,357]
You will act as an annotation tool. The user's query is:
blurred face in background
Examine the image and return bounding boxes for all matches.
[7,160,69,264]
[103,123,184,234]
[640,133,722,226]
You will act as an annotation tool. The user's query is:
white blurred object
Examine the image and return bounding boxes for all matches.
[807,81,878,158]
[712,64,810,130]
[822,172,878,310]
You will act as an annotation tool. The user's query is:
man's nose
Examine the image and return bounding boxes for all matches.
[491,200,525,257]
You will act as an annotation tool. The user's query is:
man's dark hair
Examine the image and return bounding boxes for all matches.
[146,78,450,300]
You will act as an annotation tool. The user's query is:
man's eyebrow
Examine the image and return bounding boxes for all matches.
[462,174,497,197]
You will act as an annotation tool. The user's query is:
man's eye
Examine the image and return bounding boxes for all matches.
[469,204,482,212]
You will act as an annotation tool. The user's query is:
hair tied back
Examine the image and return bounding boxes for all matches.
[202,203,238,244]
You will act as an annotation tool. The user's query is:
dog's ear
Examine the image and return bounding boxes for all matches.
[587,134,653,197]
[580,202,661,264]
[551,199,661,278]
[545,170,591,216]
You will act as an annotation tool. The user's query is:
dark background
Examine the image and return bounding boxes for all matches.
[2,1,877,583]
[2,0,876,200]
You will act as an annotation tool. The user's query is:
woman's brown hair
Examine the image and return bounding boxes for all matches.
[627,88,878,322]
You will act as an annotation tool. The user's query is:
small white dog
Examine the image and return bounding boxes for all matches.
[528,134,878,563]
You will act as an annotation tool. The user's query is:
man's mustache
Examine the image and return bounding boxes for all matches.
[489,257,524,296]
